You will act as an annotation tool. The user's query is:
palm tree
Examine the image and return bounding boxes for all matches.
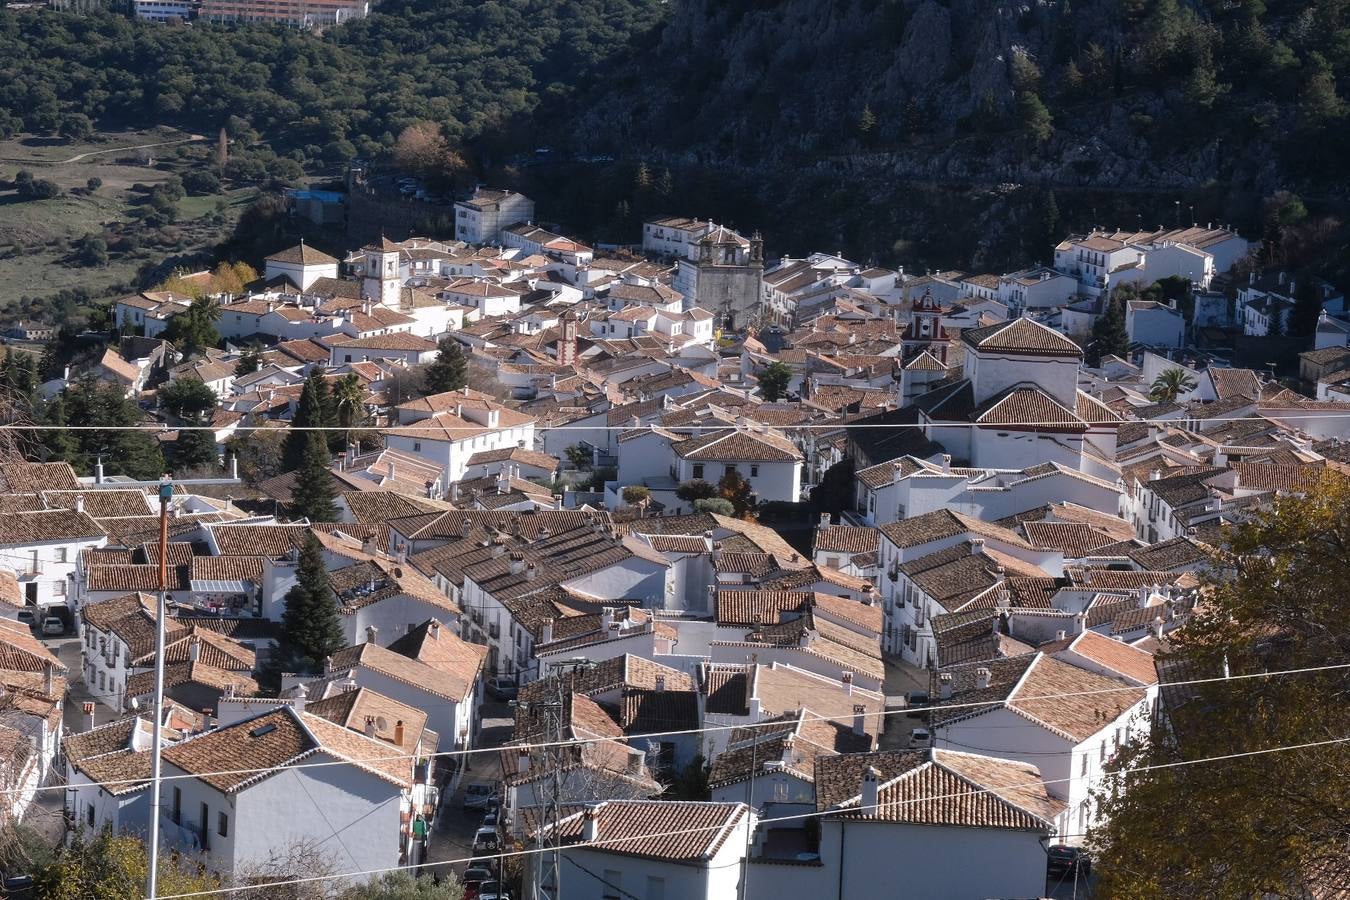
[1150,367,1197,403]
[333,373,367,433]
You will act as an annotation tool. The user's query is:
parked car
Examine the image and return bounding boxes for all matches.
[41,617,64,637]
[482,809,499,829]
[903,690,931,715]
[471,826,501,856]
[485,676,518,701]
[909,727,932,747]
[462,866,493,888]
[1046,844,1092,879]
[15,610,35,628]
[44,606,73,633]
[463,783,495,811]
[477,883,511,900]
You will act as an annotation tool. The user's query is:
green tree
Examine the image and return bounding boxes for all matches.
[857,104,876,140]
[423,338,467,395]
[1149,367,1198,402]
[1088,296,1131,366]
[621,485,651,507]
[1017,92,1054,144]
[40,396,77,463]
[693,497,734,516]
[162,296,221,356]
[333,372,367,431]
[718,469,755,518]
[283,374,337,469]
[1289,277,1323,336]
[1297,52,1346,130]
[34,829,219,900]
[676,479,717,502]
[160,378,218,418]
[172,418,218,471]
[277,532,345,674]
[757,360,793,401]
[290,431,338,522]
[1090,476,1350,898]
[234,349,262,377]
[61,376,164,479]
[340,871,463,899]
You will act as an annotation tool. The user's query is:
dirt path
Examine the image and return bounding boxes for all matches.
[59,134,206,163]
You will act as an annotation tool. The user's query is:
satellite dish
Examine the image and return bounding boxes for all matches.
[375,716,389,732]
[393,567,403,579]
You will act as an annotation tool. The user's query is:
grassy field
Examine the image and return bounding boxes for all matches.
[0,128,254,317]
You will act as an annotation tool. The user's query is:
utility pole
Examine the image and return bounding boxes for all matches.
[145,473,172,900]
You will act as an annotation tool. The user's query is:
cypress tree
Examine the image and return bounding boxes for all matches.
[278,533,345,674]
[40,397,77,463]
[282,378,321,471]
[423,338,467,395]
[172,417,218,471]
[1089,296,1131,366]
[289,431,337,522]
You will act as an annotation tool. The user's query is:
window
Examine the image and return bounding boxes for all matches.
[218,811,230,839]
[750,465,759,477]
[98,673,105,691]
[56,548,68,563]
[691,464,704,479]
[172,787,181,825]
[344,355,352,363]
[199,802,210,851]
[86,803,95,827]
[1099,743,1106,763]
[646,876,665,900]
[602,869,622,900]
[1080,754,1088,777]
[724,464,737,476]
[412,442,421,452]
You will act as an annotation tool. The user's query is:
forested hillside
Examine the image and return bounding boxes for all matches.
[564,0,1349,192]
[0,0,664,163]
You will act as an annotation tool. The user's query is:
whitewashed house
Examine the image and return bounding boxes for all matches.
[0,507,107,608]
[1126,299,1186,347]
[454,188,535,244]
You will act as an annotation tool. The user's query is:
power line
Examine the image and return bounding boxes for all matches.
[3,408,1350,433]
[149,733,1350,899]
[27,658,1348,800]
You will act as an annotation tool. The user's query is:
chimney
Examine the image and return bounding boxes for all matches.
[491,539,505,558]
[1149,469,1162,482]
[860,766,881,816]
[82,702,95,732]
[461,516,472,536]
[525,563,537,581]
[819,512,832,528]
[975,667,991,690]
[654,674,666,693]
[582,806,600,842]
[852,704,866,737]
[95,458,105,485]
[364,716,377,738]
[541,618,554,643]
[517,748,530,775]
[941,453,952,472]
[939,672,953,700]
[1056,629,1067,641]
[428,620,441,639]
[1075,611,1088,635]
[366,625,378,645]
[508,553,525,575]
[601,607,615,630]
[75,494,84,514]
[393,719,405,746]
[188,638,201,662]
[43,661,55,697]
[969,538,985,556]
[841,671,854,695]
[1151,616,1165,640]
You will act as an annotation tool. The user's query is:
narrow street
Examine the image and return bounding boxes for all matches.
[423,700,515,880]
[879,654,930,751]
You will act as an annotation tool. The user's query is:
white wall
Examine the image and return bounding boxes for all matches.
[967,351,1081,410]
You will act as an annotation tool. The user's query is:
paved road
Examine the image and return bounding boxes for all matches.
[424,700,515,880]
[880,654,931,751]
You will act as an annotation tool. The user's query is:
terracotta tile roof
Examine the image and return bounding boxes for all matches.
[129,626,255,671]
[163,706,411,793]
[1126,537,1211,570]
[125,661,260,701]
[465,446,560,471]
[327,332,438,352]
[753,664,884,735]
[973,386,1085,428]
[673,429,803,462]
[1022,521,1118,556]
[0,618,65,673]
[1054,630,1158,685]
[1002,654,1146,740]
[545,800,748,862]
[716,590,813,627]
[1230,461,1330,493]
[878,509,1030,551]
[0,461,80,492]
[329,636,482,702]
[81,593,186,658]
[190,555,266,584]
[619,689,700,734]
[813,525,879,554]
[42,490,153,518]
[86,564,190,593]
[703,665,751,715]
[0,508,104,544]
[961,318,1082,358]
[305,686,431,754]
[266,243,339,266]
[340,491,445,524]
[816,749,1062,830]
[383,619,487,692]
